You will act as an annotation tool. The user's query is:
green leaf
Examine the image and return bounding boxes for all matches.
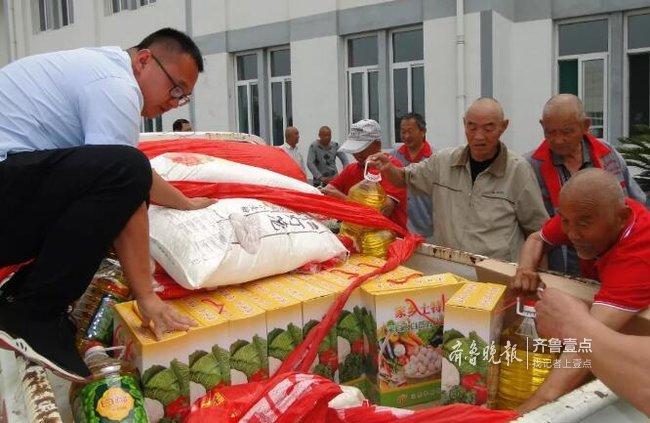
[230,340,263,378]
[189,350,222,389]
[212,345,231,385]
[303,319,333,353]
[170,359,190,397]
[268,329,295,361]
[142,365,181,406]
[313,363,334,381]
[337,310,363,343]
[339,352,364,382]
[287,323,303,346]
[362,308,377,344]
[252,335,268,373]
[443,329,464,345]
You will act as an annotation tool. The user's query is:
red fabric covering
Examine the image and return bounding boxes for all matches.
[184,372,518,423]
[139,139,307,182]
[328,403,518,422]
[531,133,612,208]
[185,373,342,423]
[170,181,409,235]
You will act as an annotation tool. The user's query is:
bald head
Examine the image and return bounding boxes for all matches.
[285,126,299,147]
[466,97,505,121]
[463,97,509,162]
[560,168,625,209]
[542,94,586,121]
[558,168,631,259]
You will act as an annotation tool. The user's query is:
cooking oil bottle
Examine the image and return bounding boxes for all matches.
[496,298,558,410]
[339,163,395,257]
[70,346,148,422]
[71,257,131,355]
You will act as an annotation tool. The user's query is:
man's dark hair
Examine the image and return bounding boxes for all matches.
[136,28,204,72]
[173,118,190,131]
[400,113,427,131]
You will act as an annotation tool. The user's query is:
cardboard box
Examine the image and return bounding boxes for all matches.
[113,294,231,422]
[361,273,466,408]
[440,282,506,408]
[265,274,339,381]
[300,271,370,390]
[474,259,650,334]
[213,287,268,384]
[240,281,304,377]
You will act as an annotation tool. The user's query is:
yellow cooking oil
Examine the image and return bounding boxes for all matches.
[360,229,395,258]
[340,163,394,255]
[496,299,558,410]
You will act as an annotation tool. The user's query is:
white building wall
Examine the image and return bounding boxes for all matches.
[193,52,232,132]
[0,0,8,66]
[423,13,482,151]
[25,1,97,54]
[510,18,554,154]
[423,16,457,149]
[290,35,345,164]
[492,11,514,148]
[193,0,227,36]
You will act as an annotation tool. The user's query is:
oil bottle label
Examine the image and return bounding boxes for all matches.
[96,386,134,420]
[73,374,148,422]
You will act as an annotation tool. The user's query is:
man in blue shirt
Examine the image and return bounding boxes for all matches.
[0,28,208,380]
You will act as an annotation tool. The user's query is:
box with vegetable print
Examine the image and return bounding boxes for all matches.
[440,282,506,408]
[113,293,233,422]
[360,273,466,408]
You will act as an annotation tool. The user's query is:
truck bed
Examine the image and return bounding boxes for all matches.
[0,243,646,422]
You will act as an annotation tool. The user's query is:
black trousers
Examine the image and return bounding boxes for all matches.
[0,145,152,318]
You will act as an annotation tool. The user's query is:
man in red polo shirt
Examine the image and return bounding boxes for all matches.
[322,119,407,229]
[513,168,650,412]
[391,113,433,239]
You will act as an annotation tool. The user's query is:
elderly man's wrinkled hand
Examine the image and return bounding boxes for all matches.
[366,152,392,172]
[512,267,542,292]
[536,288,590,339]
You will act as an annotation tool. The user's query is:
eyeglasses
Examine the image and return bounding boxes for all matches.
[150,54,191,107]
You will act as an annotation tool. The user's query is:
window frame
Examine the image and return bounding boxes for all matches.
[267,46,292,146]
[623,8,650,136]
[36,0,74,32]
[389,26,424,145]
[235,51,261,137]
[346,33,380,129]
[141,116,162,133]
[555,16,610,141]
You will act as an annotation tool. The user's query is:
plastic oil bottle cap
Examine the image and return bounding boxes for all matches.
[516,297,537,318]
[363,161,382,183]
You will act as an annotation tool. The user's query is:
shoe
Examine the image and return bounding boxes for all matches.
[0,304,90,383]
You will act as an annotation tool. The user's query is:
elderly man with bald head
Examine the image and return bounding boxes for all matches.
[279,126,305,172]
[368,97,548,261]
[526,94,646,276]
[513,168,650,412]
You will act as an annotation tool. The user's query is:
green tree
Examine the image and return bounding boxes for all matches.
[618,125,650,193]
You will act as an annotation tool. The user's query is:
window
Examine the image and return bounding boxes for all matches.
[627,13,650,134]
[141,116,162,133]
[390,28,424,143]
[36,0,74,32]
[347,35,379,127]
[236,53,260,136]
[557,19,608,139]
[111,0,155,14]
[269,48,292,146]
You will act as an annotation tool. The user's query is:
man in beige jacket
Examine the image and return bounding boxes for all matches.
[368,97,548,261]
